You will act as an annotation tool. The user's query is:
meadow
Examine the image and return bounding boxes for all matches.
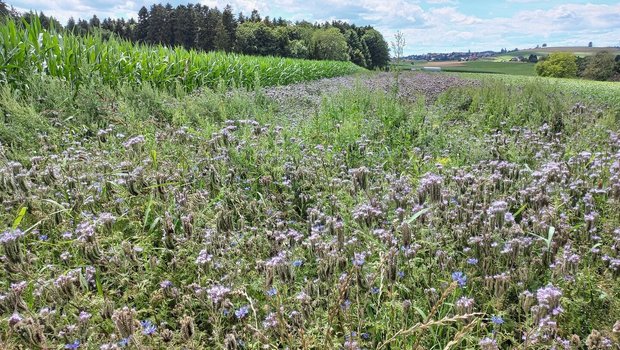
[2,18,620,350]
[397,61,537,77]
[496,47,620,61]
[437,61,536,76]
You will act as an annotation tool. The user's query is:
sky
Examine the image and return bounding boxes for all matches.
[7,0,620,55]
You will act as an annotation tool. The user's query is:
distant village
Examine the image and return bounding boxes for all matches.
[405,50,498,62]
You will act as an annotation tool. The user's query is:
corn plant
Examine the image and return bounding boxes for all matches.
[0,16,365,93]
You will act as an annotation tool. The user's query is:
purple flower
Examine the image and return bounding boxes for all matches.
[235,305,249,319]
[266,287,278,297]
[65,340,80,349]
[262,312,278,329]
[122,135,145,149]
[160,280,173,289]
[141,320,157,335]
[451,271,467,287]
[8,312,23,327]
[206,285,231,303]
[292,259,303,267]
[195,249,213,265]
[466,258,478,265]
[296,291,310,302]
[0,228,25,244]
[536,285,562,309]
[456,296,474,309]
[479,337,498,350]
[352,252,366,267]
[78,311,91,322]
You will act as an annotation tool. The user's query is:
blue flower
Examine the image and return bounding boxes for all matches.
[491,315,504,325]
[118,337,130,347]
[141,320,157,335]
[266,287,278,297]
[361,332,370,340]
[466,258,478,265]
[65,340,80,349]
[451,271,467,287]
[292,260,303,267]
[397,271,405,279]
[235,305,249,319]
[370,286,380,294]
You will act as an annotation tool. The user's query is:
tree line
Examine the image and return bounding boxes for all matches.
[536,51,620,81]
[0,1,390,69]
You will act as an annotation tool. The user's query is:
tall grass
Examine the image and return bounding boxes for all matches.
[0,16,365,93]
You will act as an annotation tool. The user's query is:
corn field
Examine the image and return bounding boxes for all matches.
[0,17,365,92]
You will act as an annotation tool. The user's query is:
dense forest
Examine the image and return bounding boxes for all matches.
[0,1,390,69]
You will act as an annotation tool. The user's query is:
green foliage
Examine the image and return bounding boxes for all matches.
[456,72,620,106]
[235,21,281,56]
[0,86,51,157]
[362,29,390,69]
[582,51,616,81]
[0,1,8,18]
[27,3,386,69]
[1,68,620,348]
[441,61,537,76]
[0,17,365,94]
[287,39,309,59]
[346,29,368,68]
[535,52,577,78]
[311,28,349,61]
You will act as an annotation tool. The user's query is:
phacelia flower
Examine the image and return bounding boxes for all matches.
[235,305,249,319]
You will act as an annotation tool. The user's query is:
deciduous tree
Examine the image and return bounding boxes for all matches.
[362,29,390,69]
[311,28,349,61]
[535,52,577,78]
[583,51,615,81]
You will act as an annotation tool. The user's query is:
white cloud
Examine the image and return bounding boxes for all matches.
[14,0,137,23]
[199,0,268,13]
[8,0,620,53]
[426,0,458,4]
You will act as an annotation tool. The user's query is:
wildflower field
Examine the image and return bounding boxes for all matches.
[2,20,620,350]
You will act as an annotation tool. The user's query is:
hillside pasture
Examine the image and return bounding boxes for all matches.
[496,46,620,61]
[423,60,537,76]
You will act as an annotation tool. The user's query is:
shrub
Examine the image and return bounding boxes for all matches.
[311,28,349,61]
[582,51,616,81]
[535,52,577,78]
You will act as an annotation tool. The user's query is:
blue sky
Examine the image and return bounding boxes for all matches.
[7,0,620,54]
